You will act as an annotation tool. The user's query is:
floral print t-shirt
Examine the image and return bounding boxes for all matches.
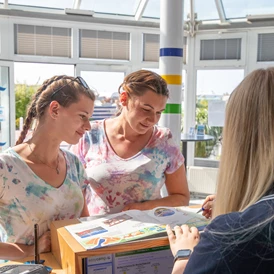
[71,120,185,215]
[0,148,88,245]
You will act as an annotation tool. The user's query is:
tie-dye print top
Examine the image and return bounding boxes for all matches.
[0,148,88,245]
[71,120,184,215]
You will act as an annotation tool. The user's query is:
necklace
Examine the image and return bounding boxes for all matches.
[28,143,60,175]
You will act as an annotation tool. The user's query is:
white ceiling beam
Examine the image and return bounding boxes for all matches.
[189,0,195,21]
[73,0,82,9]
[214,0,230,25]
[135,0,149,21]
[4,0,8,9]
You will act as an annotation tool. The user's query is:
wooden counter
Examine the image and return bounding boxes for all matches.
[0,253,64,274]
[51,219,170,274]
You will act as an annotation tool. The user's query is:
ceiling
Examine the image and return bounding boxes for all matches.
[1,0,274,21]
[1,0,274,30]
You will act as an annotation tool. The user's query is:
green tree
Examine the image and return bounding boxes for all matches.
[15,84,38,129]
[195,99,223,158]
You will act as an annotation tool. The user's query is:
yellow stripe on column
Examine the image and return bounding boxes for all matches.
[161,75,182,85]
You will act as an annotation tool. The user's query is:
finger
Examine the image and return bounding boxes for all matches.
[166,225,176,243]
[189,226,199,236]
[181,224,190,235]
[189,227,200,241]
[173,225,183,237]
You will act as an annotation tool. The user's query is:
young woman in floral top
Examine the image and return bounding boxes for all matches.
[71,70,190,216]
[0,75,95,260]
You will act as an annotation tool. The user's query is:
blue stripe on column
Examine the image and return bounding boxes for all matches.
[160,48,183,57]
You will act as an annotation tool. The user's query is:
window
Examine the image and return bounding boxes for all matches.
[195,69,244,160]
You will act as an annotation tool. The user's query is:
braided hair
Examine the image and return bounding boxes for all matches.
[16,75,95,145]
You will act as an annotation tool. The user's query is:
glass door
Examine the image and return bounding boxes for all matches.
[0,62,14,151]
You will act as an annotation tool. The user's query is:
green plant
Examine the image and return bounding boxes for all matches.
[194,99,223,158]
[15,83,38,129]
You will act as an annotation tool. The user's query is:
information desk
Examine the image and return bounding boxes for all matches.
[1,206,202,274]
[51,219,172,274]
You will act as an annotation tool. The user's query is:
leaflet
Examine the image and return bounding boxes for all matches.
[65,206,209,250]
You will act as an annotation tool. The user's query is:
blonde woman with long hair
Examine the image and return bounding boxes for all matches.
[167,67,274,274]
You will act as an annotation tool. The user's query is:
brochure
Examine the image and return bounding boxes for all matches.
[65,206,209,250]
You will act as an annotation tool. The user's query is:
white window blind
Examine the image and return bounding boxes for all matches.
[200,38,241,60]
[143,33,159,62]
[14,24,71,57]
[143,33,187,63]
[257,33,274,62]
[79,29,130,60]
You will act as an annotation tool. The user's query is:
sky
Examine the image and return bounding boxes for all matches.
[14,62,124,97]
[6,0,274,21]
[14,63,245,98]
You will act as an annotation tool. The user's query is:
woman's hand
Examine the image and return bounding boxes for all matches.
[122,202,147,211]
[0,231,51,260]
[201,194,215,219]
[166,224,200,257]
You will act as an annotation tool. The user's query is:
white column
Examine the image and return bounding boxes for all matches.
[159,0,184,197]
[159,0,184,146]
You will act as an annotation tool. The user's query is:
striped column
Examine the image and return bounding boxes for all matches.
[159,0,184,146]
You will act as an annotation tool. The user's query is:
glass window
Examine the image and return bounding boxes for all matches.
[80,71,125,106]
[80,0,139,16]
[222,0,274,19]
[195,69,244,160]
[14,62,74,85]
[143,0,189,21]
[14,62,74,142]
[8,0,73,9]
[195,0,219,21]
[0,66,10,151]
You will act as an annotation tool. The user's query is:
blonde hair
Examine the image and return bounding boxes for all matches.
[213,68,274,218]
[16,75,95,145]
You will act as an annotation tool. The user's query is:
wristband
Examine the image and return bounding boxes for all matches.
[173,249,192,263]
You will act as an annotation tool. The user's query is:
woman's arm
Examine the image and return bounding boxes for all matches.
[166,224,200,274]
[123,165,189,211]
[81,190,90,217]
[0,231,51,260]
[0,242,34,260]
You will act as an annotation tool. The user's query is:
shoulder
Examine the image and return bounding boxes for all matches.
[207,195,274,233]
[62,149,81,163]
[186,196,274,273]
[153,126,172,140]
[0,148,18,163]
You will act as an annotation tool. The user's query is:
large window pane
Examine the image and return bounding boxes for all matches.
[195,0,219,21]
[14,62,74,141]
[195,69,244,160]
[80,71,125,106]
[81,0,139,16]
[143,0,189,21]
[222,0,274,19]
[0,66,10,151]
[8,0,73,9]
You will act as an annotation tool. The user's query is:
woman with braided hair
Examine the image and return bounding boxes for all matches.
[0,75,95,260]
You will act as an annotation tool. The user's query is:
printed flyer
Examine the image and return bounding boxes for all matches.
[65,206,209,250]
